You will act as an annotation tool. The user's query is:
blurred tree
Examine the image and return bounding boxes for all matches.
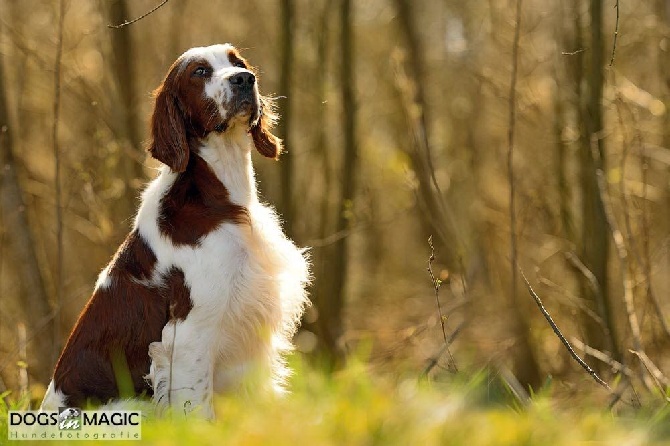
[579,0,621,363]
[106,0,146,226]
[393,0,464,272]
[307,0,335,350]
[278,0,295,237]
[312,0,356,365]
[0,43,53,384]
[554,2,575,242]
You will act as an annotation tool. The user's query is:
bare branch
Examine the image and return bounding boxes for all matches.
[561,48,587,56]
[629,350,670,401]
[520,269,611,392]
[427,236,457,372]
[421,321,464,377]
[107,0,169,29]
[564,251,615,350]
[609,0,620,66]
[538,276,606,330]
[571,337,633,377]
[168,303,177,406]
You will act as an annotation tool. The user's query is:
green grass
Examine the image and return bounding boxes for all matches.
[1,360,669,445]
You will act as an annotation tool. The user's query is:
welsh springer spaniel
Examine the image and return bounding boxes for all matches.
[40,44,310,418]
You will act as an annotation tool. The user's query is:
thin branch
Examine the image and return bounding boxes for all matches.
[538,276,605,330]
[107,0,169,29]
[629,350,670,402]
[520,268,611,392]
[564,251,615,350]
[52,0,65,365]
[609,0,620,66]
[421,321,464,377]
[168,302,176,407]
[427,236,456,372]
[306,203,415,248]
[508,0,522,304]
[561,48,587,56]
[571,337,633,377]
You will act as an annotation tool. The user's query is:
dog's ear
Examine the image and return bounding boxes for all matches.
[250,96,282,160]
[149,84,189,173]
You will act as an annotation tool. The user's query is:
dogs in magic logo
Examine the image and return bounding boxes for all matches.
[7,407,142,441]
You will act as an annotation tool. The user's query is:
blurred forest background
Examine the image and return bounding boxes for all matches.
[0,0,668,409]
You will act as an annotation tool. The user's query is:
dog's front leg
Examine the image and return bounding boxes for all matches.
[148,318,215,419]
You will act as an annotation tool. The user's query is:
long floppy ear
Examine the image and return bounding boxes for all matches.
[149,85,189,172]
[250,96,282,160]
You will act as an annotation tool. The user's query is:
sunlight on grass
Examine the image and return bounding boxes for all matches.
[1,359,668,445]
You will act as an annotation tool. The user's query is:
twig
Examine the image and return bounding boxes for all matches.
[307,202,415,248]
[609,0,620,67]
[564,251,615,351]
[52,0,65,365]
[427,236,456,372]
[571,337,633,377]
[507,0,522,305]
[520,268,611,392]
[421,321,464,377]
[629,350,670,402]
[107,0,169,29]
[538,276,605,330]
[168,302,177,406]
[561,48,587,56]
[628,350,669,387]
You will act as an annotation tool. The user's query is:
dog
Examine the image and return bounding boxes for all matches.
[40,44,310,419]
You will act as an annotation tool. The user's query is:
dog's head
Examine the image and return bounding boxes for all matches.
[149,44,282,172]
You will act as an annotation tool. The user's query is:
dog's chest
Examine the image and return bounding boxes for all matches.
[172,207,285,349]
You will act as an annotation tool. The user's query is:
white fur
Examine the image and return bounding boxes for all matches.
[40,380,66,411]
[93,265,111,291]
[142,132,309,418]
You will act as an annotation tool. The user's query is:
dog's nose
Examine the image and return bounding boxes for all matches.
[229,72,255,87]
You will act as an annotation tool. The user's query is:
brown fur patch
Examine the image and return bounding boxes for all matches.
[51,232,194,406]
[158,154,250,246]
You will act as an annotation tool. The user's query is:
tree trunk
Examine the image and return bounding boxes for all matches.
[106,0,145,226]
[277,0,295,238]
[313,0,357,365]
[393,0,464,271]
[307,0,336,358]
[0,44,54,384]
[580,0,621,362]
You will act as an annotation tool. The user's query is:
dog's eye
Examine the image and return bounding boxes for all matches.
[233,61,246,69]
[192,66,209,77]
